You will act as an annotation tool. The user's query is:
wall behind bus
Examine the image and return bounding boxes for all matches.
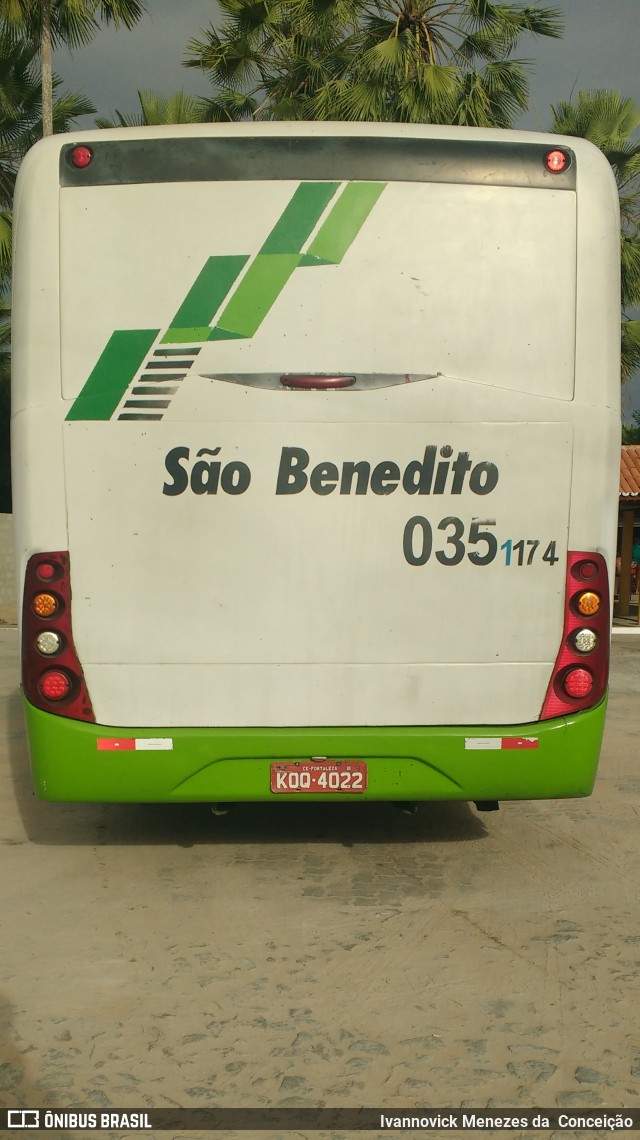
[0,514,16,622]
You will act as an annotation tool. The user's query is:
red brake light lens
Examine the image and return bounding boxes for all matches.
[562,667,594,700]
[39,670,72,701]
[545,149,568,173]
[70,145,93,169]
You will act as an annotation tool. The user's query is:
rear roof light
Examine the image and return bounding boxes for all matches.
[545,149,569,173]
[22,552,94,722]
[70,145,93,169]
[540,551,610,720]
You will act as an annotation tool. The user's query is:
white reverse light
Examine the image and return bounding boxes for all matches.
[573,628,598,654]
[36,630,62,656]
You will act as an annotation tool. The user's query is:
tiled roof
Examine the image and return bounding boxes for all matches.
[620,445,640,497]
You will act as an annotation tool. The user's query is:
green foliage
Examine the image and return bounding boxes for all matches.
[551,89,640,387]
[0,0,146,51]
[622,410,640,444]
[0,2,147,135]
[621,317,640,389]
[0,291,10,511]
[0,29,96,275]
[185,0,563,127]
[551,89,640,228]
[96,89,205,128]
[0,11,106,511]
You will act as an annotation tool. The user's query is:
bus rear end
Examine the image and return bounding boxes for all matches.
[11,124,621,803]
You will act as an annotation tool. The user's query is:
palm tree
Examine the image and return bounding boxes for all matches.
[0,34,37,278]
[96,89,204,128]
[0,0,146,136]
[550,89,640,385]
[0,26,94,511]
[185,0,563,127]
[0,292,10,511]
[0,27,94,276]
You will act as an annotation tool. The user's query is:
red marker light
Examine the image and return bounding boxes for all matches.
[576,559,599,580]
[545,149,568,174]
[70,145,93,169]
[36,561,56,581]
[39,669,72,701]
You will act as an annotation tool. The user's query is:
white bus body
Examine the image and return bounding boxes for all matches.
[11,124,620,802]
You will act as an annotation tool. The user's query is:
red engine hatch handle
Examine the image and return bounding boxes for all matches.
[280,374,356,390]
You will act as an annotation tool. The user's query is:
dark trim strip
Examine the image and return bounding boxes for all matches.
[140,373,186,382]
[144,360,195,369]
[132,386,179,395]
[153,347,202,357]
[117,413,164,421]
[123,399,170,409]
[60,137,576,191]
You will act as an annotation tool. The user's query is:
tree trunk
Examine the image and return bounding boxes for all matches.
[41,0,54,136]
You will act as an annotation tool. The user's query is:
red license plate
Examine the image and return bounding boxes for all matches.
[270,761,368,794]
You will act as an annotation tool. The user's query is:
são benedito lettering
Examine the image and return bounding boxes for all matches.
[163,444,499,498]
[275,445,498,496]
[163,446,251,497]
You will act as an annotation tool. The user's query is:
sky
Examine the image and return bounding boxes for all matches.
[54,0,640,129]
[53,0,640,414]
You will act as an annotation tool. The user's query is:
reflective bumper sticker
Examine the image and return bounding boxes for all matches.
[465,737,539,750]
[97,738,174,751]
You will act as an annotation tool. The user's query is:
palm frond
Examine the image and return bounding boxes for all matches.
[198,89,259,122]
[94,0,147,29]
[621,319,640,386]
[187,0,564,128]
[621,234,640,311]
[0,209,11,284]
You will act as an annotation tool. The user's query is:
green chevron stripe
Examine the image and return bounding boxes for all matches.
[211,182,387,339]
[165,254,249,340]
[210,254,301,339]
[210,182,340,339]
[162,326,217,343]
[303,182,386,265]
[260,182,340,253]
[66,329,159,421]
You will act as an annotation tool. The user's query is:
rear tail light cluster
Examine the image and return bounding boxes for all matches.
[540,552,610,720]
[22,552,95,722]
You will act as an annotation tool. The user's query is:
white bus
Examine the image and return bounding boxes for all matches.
[11,122,620,805]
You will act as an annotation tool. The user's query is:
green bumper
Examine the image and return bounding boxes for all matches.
[22,694,607,803]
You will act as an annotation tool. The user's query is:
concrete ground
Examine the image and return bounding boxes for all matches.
[1,628,640,1139]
